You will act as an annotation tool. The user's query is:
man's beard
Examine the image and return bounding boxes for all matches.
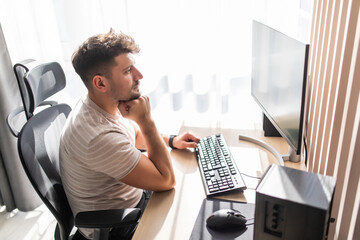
[117,81,141,102]
[129,81,141,100]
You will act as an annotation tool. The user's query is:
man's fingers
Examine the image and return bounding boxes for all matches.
[184,142,198,148]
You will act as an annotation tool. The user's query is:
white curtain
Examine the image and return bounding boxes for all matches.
[0,0,312,132]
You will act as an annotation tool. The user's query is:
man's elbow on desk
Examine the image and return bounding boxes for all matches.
[152,171,176,192]
[153,177,176,192]
[168,175,176,189]
[121,157,176,192]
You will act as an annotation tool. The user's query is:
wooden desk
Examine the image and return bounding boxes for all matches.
[132,126,306,240]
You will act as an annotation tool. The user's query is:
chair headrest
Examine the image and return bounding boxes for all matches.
[14,59,38,119]
[25,62,66,113]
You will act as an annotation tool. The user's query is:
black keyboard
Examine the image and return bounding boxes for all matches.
[195,134,247,196]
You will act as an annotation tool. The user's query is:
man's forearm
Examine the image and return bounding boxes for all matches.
[162,134,170,147]
[133,124,171,150]
[139,120,175,184]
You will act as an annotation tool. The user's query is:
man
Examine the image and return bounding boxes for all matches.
[60,29,200,239]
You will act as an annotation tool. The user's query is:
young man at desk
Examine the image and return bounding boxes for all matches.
[59,29,200,240]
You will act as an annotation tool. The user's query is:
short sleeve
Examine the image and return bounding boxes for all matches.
[84,131,142,180]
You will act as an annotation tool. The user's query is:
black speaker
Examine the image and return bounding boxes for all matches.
[254,165,336,240]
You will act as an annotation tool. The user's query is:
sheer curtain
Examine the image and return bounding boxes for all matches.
[0,0,312,133]
[0,0,255,132]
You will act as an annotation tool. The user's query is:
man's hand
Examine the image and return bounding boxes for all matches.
[118,96,152,124]
[173,132,200,149]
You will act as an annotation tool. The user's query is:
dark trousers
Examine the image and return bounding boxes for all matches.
[109,190,152,240]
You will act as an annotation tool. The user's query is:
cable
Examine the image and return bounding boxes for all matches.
[240,173,262,190]
[245,217,255,226]
[238,134,285,166]
[240,173,262,180]
[304,137,308,166]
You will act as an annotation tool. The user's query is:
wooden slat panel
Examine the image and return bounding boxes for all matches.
[312,0,334,174]
[307,0,360,239]
[307,0,325,172]
[321,0,343,176]
[335,2,360,238]
[338,51,360,239]
[329,0,358,236]
[322,0,350,177]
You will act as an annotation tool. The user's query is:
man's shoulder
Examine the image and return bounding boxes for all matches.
[63,101,128,141]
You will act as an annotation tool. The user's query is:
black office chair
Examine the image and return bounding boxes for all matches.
[7,61,61,137]
[17,104,141,240]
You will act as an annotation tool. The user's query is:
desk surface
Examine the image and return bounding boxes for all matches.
[132,126,306,240]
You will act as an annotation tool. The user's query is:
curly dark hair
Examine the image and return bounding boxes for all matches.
[71,29,140,87]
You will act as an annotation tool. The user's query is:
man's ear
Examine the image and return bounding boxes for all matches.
[92,75,107,93]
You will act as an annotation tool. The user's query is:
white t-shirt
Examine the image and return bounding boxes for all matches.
[60,95,142,239]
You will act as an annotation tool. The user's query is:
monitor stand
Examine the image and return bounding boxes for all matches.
[238,134,301,165]
[238,134,285,166]
[287,146,300,162]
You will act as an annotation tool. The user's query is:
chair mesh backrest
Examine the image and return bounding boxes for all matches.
[18,104,72,239]
[25,62,66,114]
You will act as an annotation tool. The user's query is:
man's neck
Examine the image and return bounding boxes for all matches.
[88,92,120,116]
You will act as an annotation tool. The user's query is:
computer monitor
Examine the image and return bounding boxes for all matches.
[250,20,309,163]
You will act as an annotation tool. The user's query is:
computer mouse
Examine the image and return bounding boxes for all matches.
[206,208,247,230]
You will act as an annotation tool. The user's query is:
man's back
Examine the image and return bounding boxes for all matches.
[59,95,142,238]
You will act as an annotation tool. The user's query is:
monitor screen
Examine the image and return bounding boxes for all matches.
[251,20,309,155]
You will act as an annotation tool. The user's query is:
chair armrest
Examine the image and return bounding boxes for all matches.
[75,208,141,229]
[6,106,25,137]
[7,101,57,137]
